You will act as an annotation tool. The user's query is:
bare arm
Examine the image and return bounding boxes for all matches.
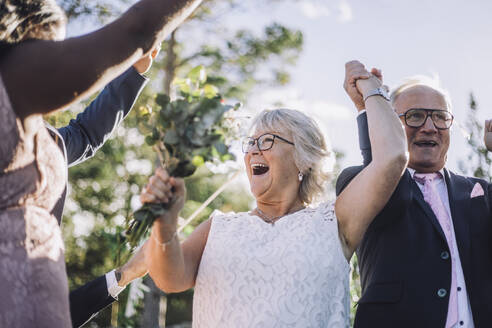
[142,168,209,293]
[336,61,408,259]
[0,0,202,120]
[148,218,210,293]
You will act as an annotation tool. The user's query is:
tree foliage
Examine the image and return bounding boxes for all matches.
[458,93,492,180]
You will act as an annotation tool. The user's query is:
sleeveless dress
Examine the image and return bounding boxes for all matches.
[0,76,72,327]
[193,202,350,327]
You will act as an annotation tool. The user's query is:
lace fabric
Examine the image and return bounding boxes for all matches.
[0,75,71,327]
[193,202,350,328]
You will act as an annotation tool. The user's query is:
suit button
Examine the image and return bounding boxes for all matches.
[437,288,447,298]
[440,251,450,260]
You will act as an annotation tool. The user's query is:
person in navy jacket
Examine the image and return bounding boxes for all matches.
[337,67,492,327]
[48,51,158,327]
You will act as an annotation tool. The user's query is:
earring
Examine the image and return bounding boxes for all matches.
[298,172,303,181]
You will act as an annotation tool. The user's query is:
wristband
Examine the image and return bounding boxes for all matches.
[152,231,177,251]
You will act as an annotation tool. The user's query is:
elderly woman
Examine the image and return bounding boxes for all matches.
[144,61,408,327]
[0,0,202,326]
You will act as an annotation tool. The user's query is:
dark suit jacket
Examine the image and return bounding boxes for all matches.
[336,112,492,327]
[47,67,147,327]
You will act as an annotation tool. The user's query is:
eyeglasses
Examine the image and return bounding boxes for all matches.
[242,133,294,153]
[398,108,454,130]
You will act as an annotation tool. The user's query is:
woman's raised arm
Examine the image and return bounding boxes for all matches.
[0,0,202,120]
[335,61,408,259]
[143,168,210,293]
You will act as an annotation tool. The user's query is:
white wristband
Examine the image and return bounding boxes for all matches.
[152,231,177,251]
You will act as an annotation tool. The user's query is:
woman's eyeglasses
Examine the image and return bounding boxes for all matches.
[242,133,294,153]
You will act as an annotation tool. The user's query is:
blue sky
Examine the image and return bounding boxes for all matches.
[68,0,492,172]
[224,0,492,172]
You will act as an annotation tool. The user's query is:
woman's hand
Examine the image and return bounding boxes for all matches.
[140,167,186,237]
[485,119,492,152]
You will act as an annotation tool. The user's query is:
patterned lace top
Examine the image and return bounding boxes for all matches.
[0,74,71,327]
[193,201,350,328]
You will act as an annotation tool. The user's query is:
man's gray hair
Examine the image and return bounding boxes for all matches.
[390,75,453,111]
[250,108,332,204]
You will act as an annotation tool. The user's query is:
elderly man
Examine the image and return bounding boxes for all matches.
[338,61,492,327]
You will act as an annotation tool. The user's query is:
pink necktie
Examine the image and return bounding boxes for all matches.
[414,173,458,328]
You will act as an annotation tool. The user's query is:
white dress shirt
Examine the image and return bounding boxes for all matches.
[105,270,126,299]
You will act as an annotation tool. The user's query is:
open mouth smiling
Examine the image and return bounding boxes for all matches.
[414,140,438,148]
[251,163,269,175]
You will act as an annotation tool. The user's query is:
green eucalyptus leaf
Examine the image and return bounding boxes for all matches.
[191,89,203,98]
[138,121,153,135]
[173,77,191,88]
[221,153,235,161]
[156,94,170,107]
[138,105,152,118]
[159,115,171,129]
[164,130,179,145]
[179,83,191,95]
[152,128,160,140]
[188,65,207,84]
[203,84,219,98]
[214,141,228,155]
[171,160,197,177]
[145,135,157,146]
[191,155,205,167]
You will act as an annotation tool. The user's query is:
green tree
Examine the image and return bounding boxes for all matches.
[458,93,492,180]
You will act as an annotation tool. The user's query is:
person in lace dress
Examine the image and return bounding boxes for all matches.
[144,61,408,327]
[0,0,203,326]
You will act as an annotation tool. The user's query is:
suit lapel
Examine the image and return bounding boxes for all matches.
[444,169,472,277]
[408,170,447,241]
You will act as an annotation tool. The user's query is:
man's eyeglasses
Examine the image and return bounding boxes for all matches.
[398,108,454,130]
[242,133,294,153]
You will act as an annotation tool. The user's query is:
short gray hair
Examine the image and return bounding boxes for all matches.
[250,108,332,204]
[390,75,452,111]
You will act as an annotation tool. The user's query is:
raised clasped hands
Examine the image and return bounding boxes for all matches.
[485,119,492,152]
[344,60,385,111]
[140,167,186,237]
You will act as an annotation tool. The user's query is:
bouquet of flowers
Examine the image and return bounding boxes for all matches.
[126,66,240,248]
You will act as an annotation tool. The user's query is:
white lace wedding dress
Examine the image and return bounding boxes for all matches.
[193,201,350,327]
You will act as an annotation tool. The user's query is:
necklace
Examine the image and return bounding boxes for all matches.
[254,205,306,225]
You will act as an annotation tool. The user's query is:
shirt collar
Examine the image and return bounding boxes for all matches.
[408,167,446,179]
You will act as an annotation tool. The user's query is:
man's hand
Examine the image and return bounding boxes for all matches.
[485,119,492,152]
[344,60,383,111]
[116,240,149,287]
[133,45,161,74]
